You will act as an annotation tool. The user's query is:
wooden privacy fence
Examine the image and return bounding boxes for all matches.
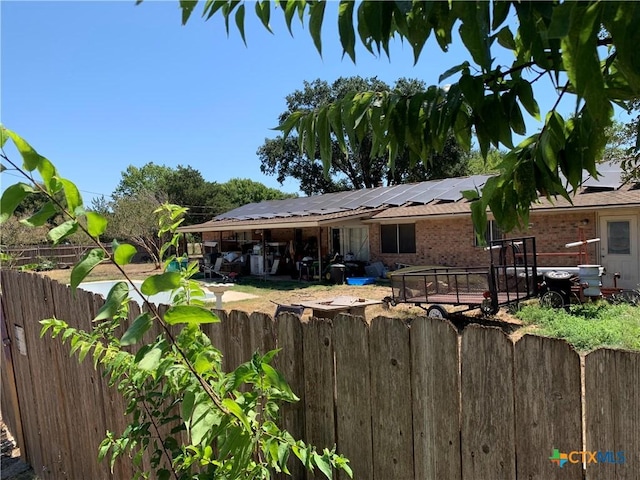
[1,270,638,480]
[1,244,114,267]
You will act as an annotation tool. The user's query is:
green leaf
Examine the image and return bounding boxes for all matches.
[120,313,153,346]
[48,220,79,245]
[191,403,221,446]
[234,3,246,45]
[516,80,540,120]
[0,125,8,148]
[0,183,35,224]
[70,248,105,290]
[261,363,299,401]
[492,1,511,30]
[496,26,516,50]
[312,451,333,480]
[140,272,181,295]
[317,108,331,166]
[459,74,485,110]
[254,1,272,33]
[182,390,196,424]
[4,129,45,171]
[94,281,129,321]
[309,0,326,56]
[137,343,163,371]
[59,178,83,214]
[438,61,470,83]
[561,3,611,125]
[20,201,57,227]
[338,1,356,62]
[547,2,572,39]
[179,0,197,25]
[164,305,219,325]
[459,2,491,71]
[86,211,107,237]
[221,398,251,432]
[113,243,137,266]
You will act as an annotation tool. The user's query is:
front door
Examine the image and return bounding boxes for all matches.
[599,215,639,289]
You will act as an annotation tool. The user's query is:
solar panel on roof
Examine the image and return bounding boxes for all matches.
[213,174,495,221]
[382,183,428,206]
[402,179,447,204]
[358,184,409,207]
[435,175,490,201]
[308,208,345,215]
[341,187,386,209]
[582,170,624,189]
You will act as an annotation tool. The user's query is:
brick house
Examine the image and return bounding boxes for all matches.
[180,164,640,289]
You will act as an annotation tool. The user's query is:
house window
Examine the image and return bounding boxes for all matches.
[474,220,503,246]
[381,224,416,254]
[332,226,370,260]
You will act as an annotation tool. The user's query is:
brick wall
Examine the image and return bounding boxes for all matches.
[202,210,599,270]
[370,211,598,269]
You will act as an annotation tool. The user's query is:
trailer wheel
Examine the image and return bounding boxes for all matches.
[382,296,396,307]
[540,290,564,309]
[427,305,448,319]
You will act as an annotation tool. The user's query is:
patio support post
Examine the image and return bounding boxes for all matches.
[318,227,323,281]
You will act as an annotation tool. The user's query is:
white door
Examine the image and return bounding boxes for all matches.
[599,215,639,289]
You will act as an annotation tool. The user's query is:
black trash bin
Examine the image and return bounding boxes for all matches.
[544,270,573,304]
[330,263,346,284]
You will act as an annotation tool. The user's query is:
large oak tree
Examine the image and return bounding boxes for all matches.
[258,77,468,195]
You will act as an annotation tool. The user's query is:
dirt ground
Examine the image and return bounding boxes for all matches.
[35,262,523,328]
[1,421,36,480]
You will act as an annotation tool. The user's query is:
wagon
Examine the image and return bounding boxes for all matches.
[388,237,539,318]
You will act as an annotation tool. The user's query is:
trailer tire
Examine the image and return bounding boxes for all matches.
[540,290,565,309]
[427,305,448,319]
[382,296,396,307]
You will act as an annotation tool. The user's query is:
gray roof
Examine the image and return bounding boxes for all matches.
[180,162,633,232]
[214,174,491,221]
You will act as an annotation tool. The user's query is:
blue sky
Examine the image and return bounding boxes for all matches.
[1,1,631,206]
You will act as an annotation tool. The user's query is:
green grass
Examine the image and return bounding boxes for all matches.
[516,302,640,352]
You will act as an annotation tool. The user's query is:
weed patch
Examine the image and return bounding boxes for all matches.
[516,302,640,351]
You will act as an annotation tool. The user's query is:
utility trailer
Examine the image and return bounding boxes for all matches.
[388,237,539,318]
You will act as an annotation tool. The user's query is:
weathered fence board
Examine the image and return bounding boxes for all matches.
[461,325,516,480]
[302,317,335,458]
[50,277,102,480]
[222,310,253,371]
[585,348,640,480]
[369,316,414,480]
[514,335,583,480]
[2,272,46,474]
[0,295,24,456]
[333,315,373,480]
[273,314,306,480]
[24,273,75,480]
[248,311,276,357]
[410,317,461,480]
